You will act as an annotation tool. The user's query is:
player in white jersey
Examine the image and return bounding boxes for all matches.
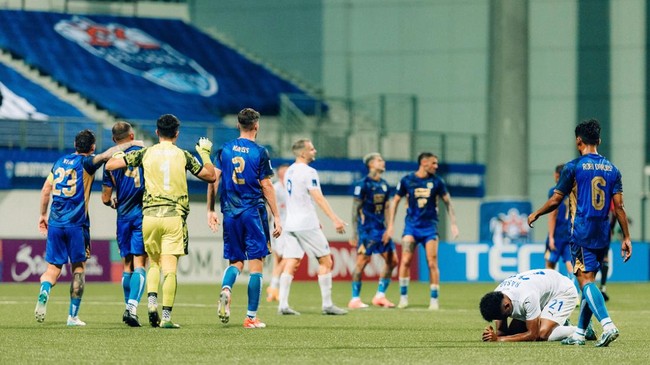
[277,139,348,315]
[479,269,595,342]
[266,163,292,302]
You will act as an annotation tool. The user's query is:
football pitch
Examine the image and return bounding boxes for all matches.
[1,281,648,364]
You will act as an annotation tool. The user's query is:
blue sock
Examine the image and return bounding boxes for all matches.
[583,282,610,322]
[69,297,81,317]
[247,273,263,318]
[222,266,240,291]
[128,267,146,304]
[352,281,362,298]
[430,285,439,299]
[577,297,593,331]
[400,285,408,296]
[122,272,132,305]
[39,281,52,296]
[377,278,390,294]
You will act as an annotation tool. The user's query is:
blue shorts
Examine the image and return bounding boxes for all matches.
[571,244,608,273]
[46,225,90,265]
[403,222,438,245]
[546,239,572,264]
[116,216,145,258]
[223,207,270,261]
[358,229,395,256]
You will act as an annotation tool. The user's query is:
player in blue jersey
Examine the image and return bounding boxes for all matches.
[348,152,398,309]
[207,108,282,329]
[528,119,632,347]
[101,121,147,327]
[386,152,459,310]
[545,164,574,275]
[35,129,142,326]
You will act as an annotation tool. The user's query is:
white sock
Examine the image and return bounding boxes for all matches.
[601,318,616,332]
[548,325,577,341]
[278,273,293,309]
[270,276,280,289]
[318,273,333,308]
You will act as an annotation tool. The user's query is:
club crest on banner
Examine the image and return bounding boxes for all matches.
[54,16,218,96]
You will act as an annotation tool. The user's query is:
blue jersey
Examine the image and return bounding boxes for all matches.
[215,138,274,217]
[48,153,103,227]
[547,187,571,244]
[396,172,448,228]
[102,145,144,220]
[555,153,623,249]
[353,176,391,234]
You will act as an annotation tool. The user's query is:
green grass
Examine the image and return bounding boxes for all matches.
[1,281,648,364]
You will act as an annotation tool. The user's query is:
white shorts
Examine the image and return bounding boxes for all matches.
[283,229,331,259]
[271,231,297,257]
[540,286,579,325]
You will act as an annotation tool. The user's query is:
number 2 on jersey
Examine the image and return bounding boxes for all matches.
[231,156,245,185]
[51,167,77,197]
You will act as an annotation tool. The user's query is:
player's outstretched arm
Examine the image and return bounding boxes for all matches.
[206,167,222,233]
[310,189,348,234]
[613,193,632,262]
[38,178,53,235]
[93,140,145,165]
[528,192,564,228]
[261,177,282,239]
[195,137,216,183]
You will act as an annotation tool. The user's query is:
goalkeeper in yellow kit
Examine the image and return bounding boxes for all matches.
[106,114,216,328]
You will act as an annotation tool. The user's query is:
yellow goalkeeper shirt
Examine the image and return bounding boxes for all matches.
[123,141,203,218]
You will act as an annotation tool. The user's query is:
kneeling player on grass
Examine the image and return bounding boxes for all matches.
[479,269,595,342]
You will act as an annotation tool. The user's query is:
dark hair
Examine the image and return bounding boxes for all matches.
[112,121,132,142]
[555,164,564,174]
[417,152,437,165]
[157,114,180,138]
[238,108,260,131]
[74,129,96,153]
[479,291,505,321]
[575,119,601,145]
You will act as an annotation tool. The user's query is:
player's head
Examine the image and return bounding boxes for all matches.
[156,114,180,139]
[74,129,96,154]
[418,152,439,175]
[479,291,510,321]
[363,152,385,173]
[112,121,134,143]
[238,108,260,132]
[554,164,564,183]
[292,139,317,163]
[276,163,290,181]
[575,119,601,147]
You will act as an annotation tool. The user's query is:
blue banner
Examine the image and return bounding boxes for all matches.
[479,200,532,245]
[416,241,649,282]
[0,149,485,197]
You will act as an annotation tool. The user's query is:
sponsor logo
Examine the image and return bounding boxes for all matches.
[54,16,217,96]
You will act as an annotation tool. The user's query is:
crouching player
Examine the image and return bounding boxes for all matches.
[479,269,595,342]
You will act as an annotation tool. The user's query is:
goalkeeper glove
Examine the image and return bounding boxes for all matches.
[195,137,213,165]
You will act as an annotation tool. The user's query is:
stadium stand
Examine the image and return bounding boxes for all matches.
[0,10,314,124]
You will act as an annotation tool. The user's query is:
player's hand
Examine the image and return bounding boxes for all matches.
[195,137,213,164]
[349,237,358,247]
[482,325,497,342]
[207,211,220,233]
[110,197,118,209]
[272,216,282,239]
[548,237,556,251]
[381,231,391,245]
[621,238,632,262]
[38,215,48,235]
[334,218,348,234]
[527,213,538,228]
[450,223,459,239]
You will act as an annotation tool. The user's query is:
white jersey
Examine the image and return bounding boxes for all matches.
[273,180,288,224]
[495,269,576,322]
[284,162,321,231]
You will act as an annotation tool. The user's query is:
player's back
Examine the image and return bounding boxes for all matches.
[216,138,272,216]
[558,153,622,248]
[284,162,320,231]
[49,153,102,227]
[104,145,144,220]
